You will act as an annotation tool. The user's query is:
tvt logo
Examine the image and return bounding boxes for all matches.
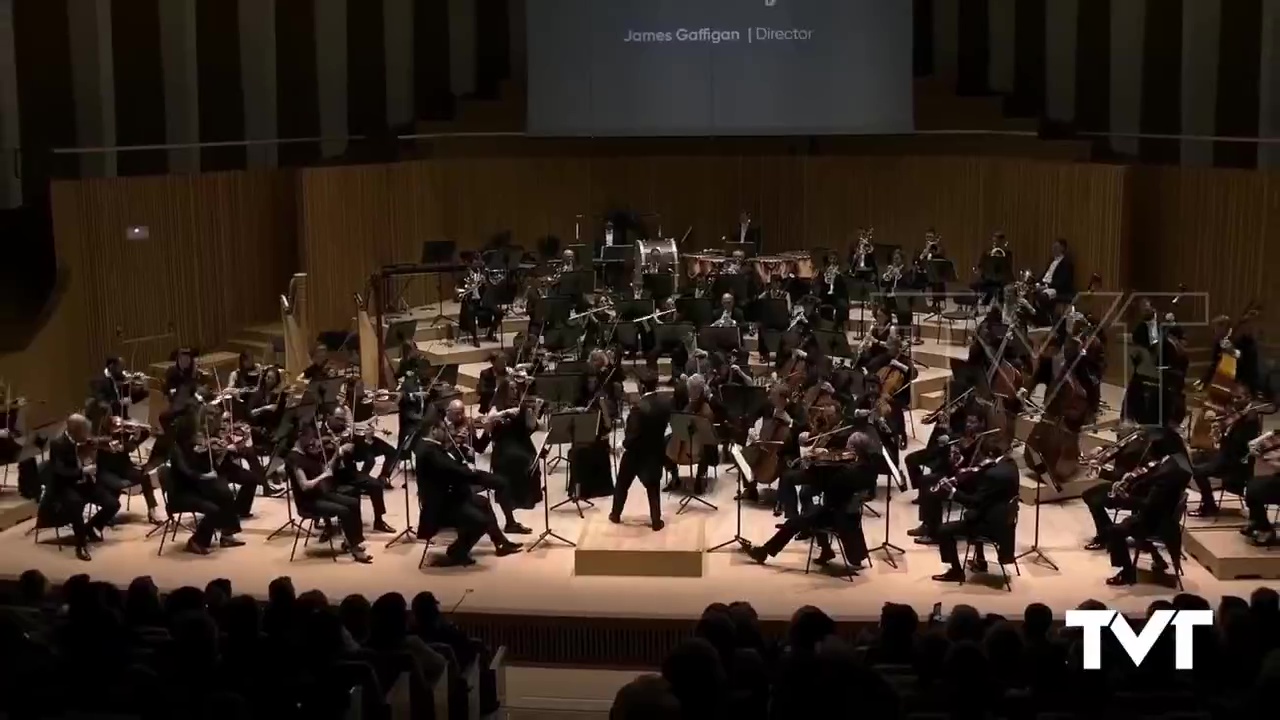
[765,0,777,6]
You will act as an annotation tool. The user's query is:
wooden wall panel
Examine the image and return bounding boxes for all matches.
[41,171,297,417]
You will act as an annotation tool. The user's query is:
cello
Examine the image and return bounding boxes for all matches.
[665,384,717,466]
[744,385,795,487]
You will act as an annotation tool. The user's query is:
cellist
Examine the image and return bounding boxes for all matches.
[662,373,720,495]
[866,335,915,462]
[741,384,807,504]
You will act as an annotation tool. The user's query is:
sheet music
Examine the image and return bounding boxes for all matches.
[730,444,753,485]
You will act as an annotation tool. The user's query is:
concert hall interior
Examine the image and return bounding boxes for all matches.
[3,1,1280,718]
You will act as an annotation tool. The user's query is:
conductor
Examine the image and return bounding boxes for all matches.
[608,374,671,531]
[415,423,524,566]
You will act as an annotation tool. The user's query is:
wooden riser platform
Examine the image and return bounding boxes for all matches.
[0,492,36,534]
[1184,526,1280,581]
[574,515,706,578]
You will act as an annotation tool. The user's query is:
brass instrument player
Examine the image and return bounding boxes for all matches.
[848,228,878,284]
[971,232,1009,307]
[458,254,503,346]
[43,414,119,562]
[915,229,947,308]
[745,428,874,572]
[928,439,1019,583]
[814,251,849,331]
[881,248,913,342]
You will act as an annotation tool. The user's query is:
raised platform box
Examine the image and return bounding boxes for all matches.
[1184,526,1280,581]
[574,515,705,578]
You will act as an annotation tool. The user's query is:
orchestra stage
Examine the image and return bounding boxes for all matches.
[1,406,1275,631]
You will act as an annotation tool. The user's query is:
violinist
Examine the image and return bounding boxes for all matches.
[300,344,333,382]
[610,372,672,531]
[442,399,477,465]
[167,421,246,555]
[45,414,119,562]
[91,356,146,418]
[1244,433,1280,545]
[742,385,807,503]
[814,251,848,332]
[909,413,987,544]
[1103,430,1192,586]
[565,353,620,501]
[1080,426,1171,551]
[776,381,840,521]
[929,440,1019,584]
[477,352,508,414]
[745,429,874,573]
[905,392,972,499]
[397,334,427,379]
[662,374,718,495]
[164,348,204,412]
[380,367,430,487]
[228,351,262,391]
[324,407,396,534]
[92,414,162,526]
[415,422,524,566]
[1189,386,1268,518]
[286,425,373,563]
[484,369,542,531]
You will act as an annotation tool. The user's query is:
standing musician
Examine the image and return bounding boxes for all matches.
[477,352,508,414]
[971,232,1009,308]
[848,228,878,284]
[1243,432,1280,545]
[485,369,542,532]
[416,422,524,566]
[880,248,912,341]
[1102,430,1192,586]
[744,429,874,572]
[92,414,163,526]
[610,372,671,531]
[379,367,430,487]
[662,374,718,495]
[1197,311,1262,396]
[1189,386,1270,518]
[732,211,760,247]
[559,248,577,273]
[1032,239,1076,326]
[928,440,1019,583]
[167,421,247,555]
[324,408,396,534]
[285,425,373,564]
[1122,298,1162,426]
[567,351,619,502]
[1080,426,1174,551]
[814,251,849,332]
[44,414,121,562]
[741,385,808,503]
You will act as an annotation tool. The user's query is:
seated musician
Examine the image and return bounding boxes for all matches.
[1197,313,1262,396]
[45,414,121,562]
[164,348,202,403]
[742,385,807,503]
[1080,426,1174,551]
[286,425,373,563]
[1103,431,1193,586]
[90,413,162,526]
[1190,386,1268,517]
[1244,432,1280,545]
[443,398,527,536]
[858,307,896,370]
[757,275,792,365]
[863,336,915,451]
[777,382,841,521]
[970,232,1007,308]
[916,229,947,306]
[662,374,718,495]
[929,441,1020,583]
[1032,239,1075,327]
[611,371,671,531]
[415,422,523,566]
[167,421,246,555]
[881,248,912,342]
[324,408,396,534]
[905,396,972,499]
[398,335,428,379]
[814,251,848,332]
[459,255,502,345]
[478,352,507,414]
[848,228,877,284]
[713,292,747,331]
[300,344,332,382]
[228,351,262,392]
[380,367,430,487]
[909,413,988,544]
[91,356,144,418]
[745,429,874,573]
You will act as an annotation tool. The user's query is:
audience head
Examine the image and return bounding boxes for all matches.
[17,569,48,607]
[1022,602,1052,641]
[268,576,296,606]
[609,674,680,720]
[339,594,373,645]
[944,604,983,644]
[788,605,836,652]
[165,585,206,621]
[371,592,410,649]
[124,576,163,627]
[411,591,442,628]
[660,638,726,717]
[223,594,261,642]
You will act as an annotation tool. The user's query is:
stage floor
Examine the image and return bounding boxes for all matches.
[2,407,1274,623]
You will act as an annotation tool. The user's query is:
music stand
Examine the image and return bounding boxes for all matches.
[421,240,457,326]
[712,274,749,304]
[708,444,753,551]
[718,384,769,445]
[382,422,429,549]
[756,298,789,331]
[667,412,719,513]
[534,374,580,471]
[558,269,595,299]
[979,254,1013,288]
[642,274,674,300]
[675,298,714,328]
[527,437,570,551]
[725,240,756,259]
[654,322,694,361]
[546,410,600,517]
[813,330,853,360]
[868,443,908,568]
[697,326,742,356]
[535,295,574,328]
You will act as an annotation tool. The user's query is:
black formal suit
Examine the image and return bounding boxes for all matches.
[1107,454,1192,572]
[285,449,365,547]
[813,271,849,330]
[477,367,506,414]
[382,374,428,481]
[730,222,761,250]
[1191,414,1260,511]
[610,391,675,523]
[414,440,506,558]
[758,457,873,566]
[44,434,119,546]
[1041,254,1075,300]
[1123,319,1162,425]
[167,443,240,546]
[89,374,127,419]
[934,457,1020,567]
[1081,434,1158,542]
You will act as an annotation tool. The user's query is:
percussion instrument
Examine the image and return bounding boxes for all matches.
[635,237,679,278]
[751,256,789,286]
[781,251,814,279]
[685,254,728,278]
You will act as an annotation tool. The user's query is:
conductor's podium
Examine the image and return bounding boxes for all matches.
[574,515,706,578]
[1184,526,1280,581]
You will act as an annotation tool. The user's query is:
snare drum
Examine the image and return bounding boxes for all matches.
[783,251,815,279]
[752,256,789,285]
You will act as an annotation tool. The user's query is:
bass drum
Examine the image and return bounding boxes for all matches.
[636,237,679,291]
[782,251,815,279]
[752,256,789,286]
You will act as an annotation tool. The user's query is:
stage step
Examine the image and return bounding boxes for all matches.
[574,515,706,578]
[1184,526,1280,581]
[226,337,278,364]
[0,493,36,533]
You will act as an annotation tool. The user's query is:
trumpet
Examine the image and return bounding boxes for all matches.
[989,241,1008,257]
[881,264,902,285]
[711,310,735,328]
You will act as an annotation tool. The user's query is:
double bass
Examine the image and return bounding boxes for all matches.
[1191,300,1261,449]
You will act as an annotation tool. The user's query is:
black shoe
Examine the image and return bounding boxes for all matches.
[219,535,246,548]
[932,567,965,583]
[1149,554,1170,574]
[495,542,524,557]
[262,484,287,498]
[86,528,104,543]
[745,545,769,564]
[913,536,937,546]
[1251,529,1277,547]
[608,513,621,524]
[352,550,373,564]
[651,519,665,532]
[910,496,921,505]
[437,553,476,567]
[1083,538,1106,551]
[75,545,92,562]
[1106,570,1137,586]
[814,547,836,565]
[372,519,396,534]
[185,539,211,556]
[1188,504,1219,518]
[504,522,533,535]
[238,512,255,520]
[381,478,395,491]
[737,487,760,503]
[967,558,989,574]
[795,531,813,542]
[906,523,929,538]
[341,540,368,553]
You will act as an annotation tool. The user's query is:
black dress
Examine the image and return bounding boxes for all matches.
[488,405,544,509]
[567,373,616,500]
